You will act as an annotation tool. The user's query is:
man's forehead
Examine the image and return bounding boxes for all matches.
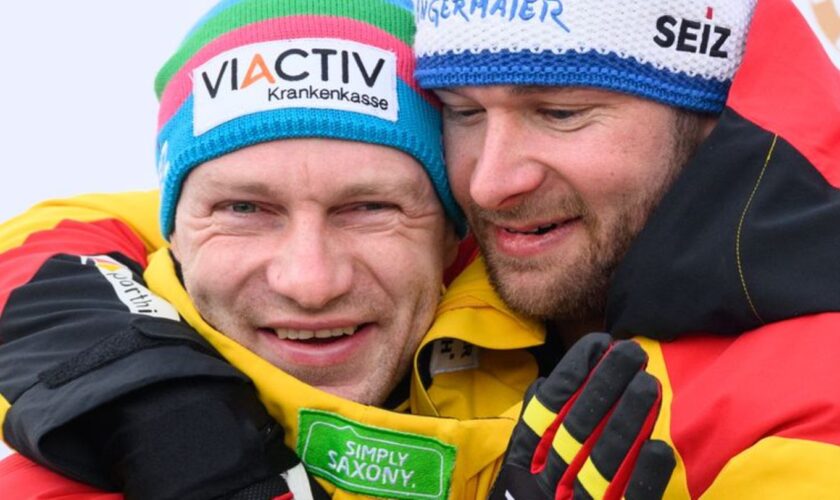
[508,85,579,96]
[195,156,430,199]
[436,85,623,100]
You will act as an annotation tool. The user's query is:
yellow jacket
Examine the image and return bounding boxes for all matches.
[5,190,840,500]
[0,190,545,499]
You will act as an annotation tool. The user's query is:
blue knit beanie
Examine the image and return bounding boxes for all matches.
[414,1,756,113]
[155,0,465,237]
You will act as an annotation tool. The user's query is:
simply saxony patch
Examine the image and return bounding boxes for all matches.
[298,409,456,500]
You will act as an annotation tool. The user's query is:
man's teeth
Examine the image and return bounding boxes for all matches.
[274,326,357,340]
[505,223,558,235]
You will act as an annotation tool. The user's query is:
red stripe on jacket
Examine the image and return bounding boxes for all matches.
[662,313,840,497]
[728,0,840,185]
[0,219,149,314]
[0,454,120,499]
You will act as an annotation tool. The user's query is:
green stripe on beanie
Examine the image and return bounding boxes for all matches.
[156,0,414,97]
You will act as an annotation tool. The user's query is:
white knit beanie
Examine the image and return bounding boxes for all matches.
[414,1,756,112]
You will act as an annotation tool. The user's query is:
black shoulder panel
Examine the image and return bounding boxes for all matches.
[608,108,840,339]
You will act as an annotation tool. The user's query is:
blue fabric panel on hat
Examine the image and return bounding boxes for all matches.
[416,49,730,114]
[157,81,462,236]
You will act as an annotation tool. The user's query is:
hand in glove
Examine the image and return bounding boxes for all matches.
[87,378,329,500]
[490,333,675,500]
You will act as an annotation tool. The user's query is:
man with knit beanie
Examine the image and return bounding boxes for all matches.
[2,0,840,499]
[0,1,473,498]
[0,1,635,499]
[0,0,678,497]
[411,0,840,497]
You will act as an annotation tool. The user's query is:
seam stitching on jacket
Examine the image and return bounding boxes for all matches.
[735,134,777,325]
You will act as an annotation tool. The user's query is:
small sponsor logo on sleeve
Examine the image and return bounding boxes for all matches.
[82,255,180,321]
[298,409,456,500]
[193,39,398,135]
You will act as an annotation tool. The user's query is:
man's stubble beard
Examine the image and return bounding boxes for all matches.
[189,275,437,407]
[471,111,707,323]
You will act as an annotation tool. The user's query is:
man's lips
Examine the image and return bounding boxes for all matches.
[492,217,581,258]
[263,318,366,339]
[502,222,561,235]
[257,323,374,366]
[272,325,358,340]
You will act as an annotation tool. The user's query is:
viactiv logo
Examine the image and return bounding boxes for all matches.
[192,39,399,135]
[297,409,456,500]
[794,0,840,68]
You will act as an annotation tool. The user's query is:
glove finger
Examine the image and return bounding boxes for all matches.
[524,334,613,475]
[532,333,614,414]
[545,411,611,500]
[572,371,661,500]
[536,340,649,488]
[493,379,556,499]
[504,378,548,470]
[562,341,649,446]
[623,440,675,500]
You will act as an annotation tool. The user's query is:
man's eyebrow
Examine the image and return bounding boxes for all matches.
[207,179,275,197]
[509,85,576,96]
[338,179,425,199]
[205,176,427,200]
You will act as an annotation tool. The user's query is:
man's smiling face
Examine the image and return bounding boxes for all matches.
[170,138,456,405]
[438,85,709,323]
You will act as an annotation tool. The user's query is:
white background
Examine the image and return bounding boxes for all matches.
[0,0,218,461]
[0,0,218,221]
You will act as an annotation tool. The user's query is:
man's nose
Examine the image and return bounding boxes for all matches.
[267,219,353,310]
[469,113,547,210]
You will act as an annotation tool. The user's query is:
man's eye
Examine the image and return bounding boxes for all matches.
[229,202,258,214]
[354,202,395,212]
[443,106,483,121]
[334,202,399,223]
[539,108,579,120]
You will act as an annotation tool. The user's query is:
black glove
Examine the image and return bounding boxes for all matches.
[490,333,675,500]
[81,377,329,500]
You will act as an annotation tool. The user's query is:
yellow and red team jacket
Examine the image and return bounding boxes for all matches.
[2,1,840,498]
[605,1,840,496]
[0,190,548,499]
[440,5,840,495]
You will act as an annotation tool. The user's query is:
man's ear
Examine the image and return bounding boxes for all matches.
[168,227,181,261]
